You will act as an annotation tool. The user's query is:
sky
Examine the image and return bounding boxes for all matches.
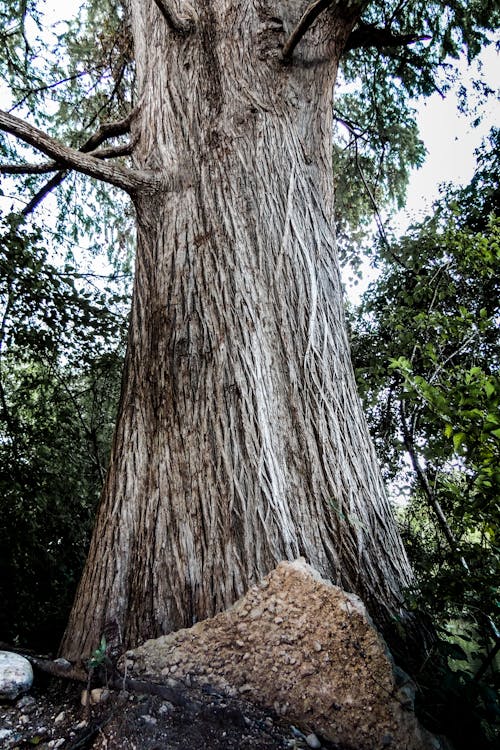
[394,44,499,232]
[343,42,500,301]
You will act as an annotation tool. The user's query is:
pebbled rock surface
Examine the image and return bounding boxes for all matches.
[127,559,445,750]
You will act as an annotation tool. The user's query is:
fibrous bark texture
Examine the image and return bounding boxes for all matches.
[61,0,412,660]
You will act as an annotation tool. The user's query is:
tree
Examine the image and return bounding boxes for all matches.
[349,133,500,747]
[0,0,497,660]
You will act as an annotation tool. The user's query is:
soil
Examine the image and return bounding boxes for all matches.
[0,672,342,750]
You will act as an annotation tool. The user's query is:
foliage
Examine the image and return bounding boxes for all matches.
[349,132,500,747]
[334,0,499,265]
[0,215,126,650]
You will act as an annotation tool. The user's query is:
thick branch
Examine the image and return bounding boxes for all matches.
[0,161,56,175]
[344,23,431,53]
[152,0,194,33]
[283,0,334,60]
[80,112,133,153]
[0,110,145,193]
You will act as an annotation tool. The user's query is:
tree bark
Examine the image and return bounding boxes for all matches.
[61,0,412,660]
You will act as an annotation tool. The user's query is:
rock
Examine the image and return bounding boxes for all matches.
[0,651,33,700]
[140,714,157,725]
[305,733,321,748]
[91,687,110,704]
[16,695,36,711]
[54,710,65,724]
[127,559,443,750]
[81,688,110,706]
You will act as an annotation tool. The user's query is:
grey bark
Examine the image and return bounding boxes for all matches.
[61,0,412,660]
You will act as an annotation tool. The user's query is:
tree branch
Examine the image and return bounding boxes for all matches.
[0,162,57,175]
[1,113,135,215]
[152,0,194,33]
[22,171,69,216]
[282,0,335,60]
[399,398,468,567]
[344,22,431,53]
[0,141,135,176]
[0,110,145,193]
[80,112,133,153]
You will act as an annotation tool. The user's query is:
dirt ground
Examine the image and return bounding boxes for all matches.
[0,673,344,750]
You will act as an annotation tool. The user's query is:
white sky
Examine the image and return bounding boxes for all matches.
[344,43,500,301]
[394,44,500,231]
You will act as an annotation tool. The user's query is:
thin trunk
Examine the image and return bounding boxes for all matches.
[61,0,412,660]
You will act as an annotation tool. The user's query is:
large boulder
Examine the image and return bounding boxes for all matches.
[127,559,445,750]
[0,651,33,700]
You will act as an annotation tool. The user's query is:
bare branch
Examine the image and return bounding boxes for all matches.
[0,162,57,175]
[22,171,69,216]
[344,22,431,53]
[80,112,133,153]
[9,71,90,113]
[0,109,145,193]
[90,141,135,160]
[152,0,194,33]
[282,0,335,60]
[0,140,135,177]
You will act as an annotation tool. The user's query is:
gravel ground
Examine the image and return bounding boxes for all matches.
[0,674,342,750]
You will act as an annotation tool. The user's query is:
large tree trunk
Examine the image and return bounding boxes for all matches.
[61,0,413,660]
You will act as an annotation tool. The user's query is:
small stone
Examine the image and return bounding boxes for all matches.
[274,617,284,624]
[0,651,33,700]
[305,733,321,748]
[236,640,244,647]
[54,711,65,724]
[140,714,157,725]
[74,721,88,731]
[313,641,322,652]
[239,683,252,693]
[90,687,110,704]
[20,714,30,724]
[158,701,174,714]
[0,729,13,741]
[17,695,36,711]
[48,740,65,748]
[53,658,72,671]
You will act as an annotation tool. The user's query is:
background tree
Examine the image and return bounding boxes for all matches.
[349,130,500,748]
[0,0,498,662]
[0,215,126,649]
